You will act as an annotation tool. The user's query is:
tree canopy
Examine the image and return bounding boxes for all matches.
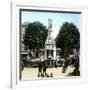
[23,22,48,50]
[55,22,80,57]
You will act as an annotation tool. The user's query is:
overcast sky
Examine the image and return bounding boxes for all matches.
[21,10,80,39]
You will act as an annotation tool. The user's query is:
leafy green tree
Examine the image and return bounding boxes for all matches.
[23,22,48,57]
[55,22,80,57]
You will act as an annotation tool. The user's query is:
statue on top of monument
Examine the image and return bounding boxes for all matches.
[48,18,52,29]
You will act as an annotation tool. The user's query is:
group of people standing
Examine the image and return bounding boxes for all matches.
[37,52,80,78]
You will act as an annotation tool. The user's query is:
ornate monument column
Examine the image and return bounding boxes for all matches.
[40,18,61,61]
[45,18,56,59]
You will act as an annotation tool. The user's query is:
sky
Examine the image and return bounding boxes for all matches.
[21,10,81,39]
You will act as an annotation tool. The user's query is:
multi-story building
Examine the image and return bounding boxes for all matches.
[21,22,29,57]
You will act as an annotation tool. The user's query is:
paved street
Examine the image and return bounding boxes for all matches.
[21,66,75,80]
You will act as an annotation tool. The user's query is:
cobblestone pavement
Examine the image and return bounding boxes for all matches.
[21,66,75,80]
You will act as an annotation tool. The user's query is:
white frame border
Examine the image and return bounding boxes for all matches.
[11,1,88,88]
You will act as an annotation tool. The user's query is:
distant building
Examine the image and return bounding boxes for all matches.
[21,22,29,56]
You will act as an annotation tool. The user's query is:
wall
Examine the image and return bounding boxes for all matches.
[0,0,89,90]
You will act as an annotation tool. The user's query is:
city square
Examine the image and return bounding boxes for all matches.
[20,10,80,80]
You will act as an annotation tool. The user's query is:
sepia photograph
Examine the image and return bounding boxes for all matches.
[20,9,80,80]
